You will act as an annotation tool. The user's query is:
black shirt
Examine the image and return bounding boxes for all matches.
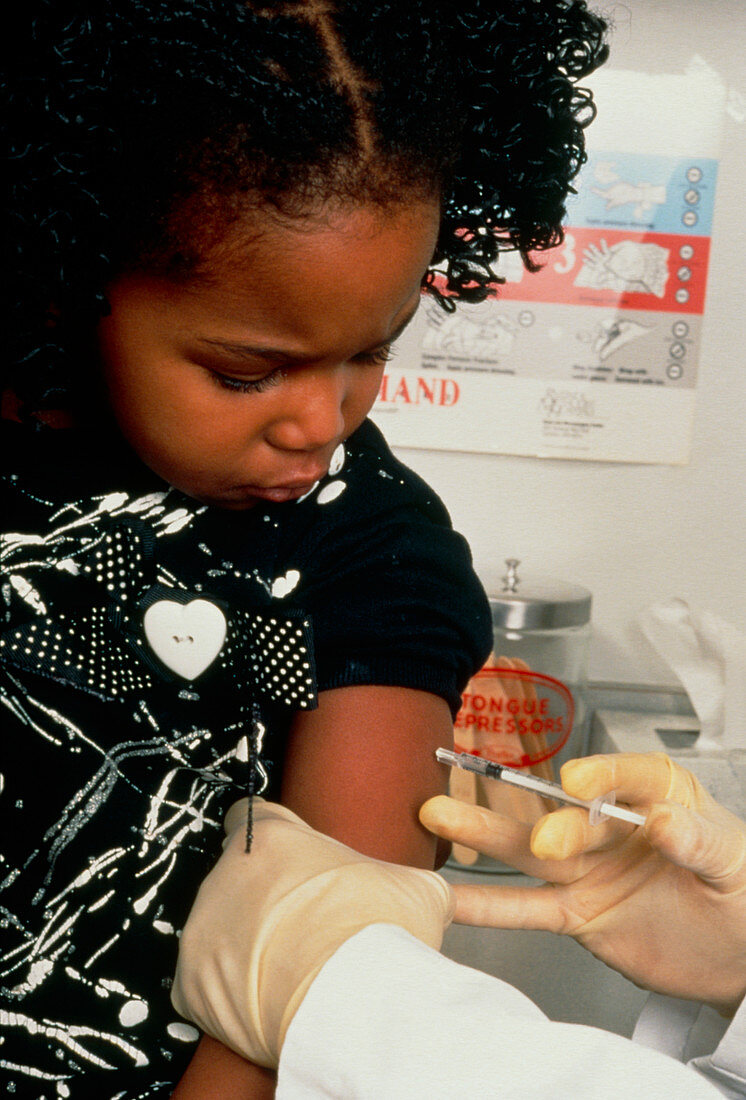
[0,418,490,1097]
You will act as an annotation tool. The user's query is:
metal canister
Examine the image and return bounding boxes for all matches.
[449,559,592,872]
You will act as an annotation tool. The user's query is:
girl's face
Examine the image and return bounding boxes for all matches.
[96,199,440,509]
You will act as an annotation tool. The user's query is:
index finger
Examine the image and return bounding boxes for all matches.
[420,795,532,869]
[419,796,581,883]
[560,751,677,806]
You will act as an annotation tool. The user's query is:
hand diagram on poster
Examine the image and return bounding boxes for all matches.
[590,161,666,219]
[592,180,667,218]
[584,317,652,361]
[575,239,669,298]
[423,304,517,359]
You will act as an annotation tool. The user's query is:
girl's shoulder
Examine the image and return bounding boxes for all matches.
[270,419,492,708]
[271,417,486,614]
[350,419,448,509]
[285,418,453,534]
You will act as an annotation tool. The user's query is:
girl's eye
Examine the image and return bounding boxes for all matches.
[356,344,395,367]
[211,368,285,394]
[209,345,394,393]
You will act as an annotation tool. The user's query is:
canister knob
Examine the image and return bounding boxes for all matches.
[502,558,521,592]
[491,560,591,631]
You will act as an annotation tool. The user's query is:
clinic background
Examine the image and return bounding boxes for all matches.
[378,0,746,691]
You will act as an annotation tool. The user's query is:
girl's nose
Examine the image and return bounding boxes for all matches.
[265,367,347,452]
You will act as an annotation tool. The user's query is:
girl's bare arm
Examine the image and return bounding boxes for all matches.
[279,684,453,869]
[170,1035,275,1099]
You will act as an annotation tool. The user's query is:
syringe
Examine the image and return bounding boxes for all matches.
[436,748,646,826]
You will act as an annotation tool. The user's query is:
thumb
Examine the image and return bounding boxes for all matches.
[645,801,746,886]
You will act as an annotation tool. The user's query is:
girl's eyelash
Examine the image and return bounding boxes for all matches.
[212,368,285,394]
[359,344,395,366]
[211,345,394,394]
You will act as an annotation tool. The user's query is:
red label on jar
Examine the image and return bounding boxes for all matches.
[454,666,574,767]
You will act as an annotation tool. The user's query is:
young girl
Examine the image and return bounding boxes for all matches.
[1,1,607,1096]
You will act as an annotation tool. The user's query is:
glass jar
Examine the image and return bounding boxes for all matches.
[449,559,592,872]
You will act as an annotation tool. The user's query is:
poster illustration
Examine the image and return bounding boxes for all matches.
[372,60,726,464]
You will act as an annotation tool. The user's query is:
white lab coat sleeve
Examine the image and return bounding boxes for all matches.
[632,989,746,1098]
[276,924,722,1099]
[689,994,746,1098]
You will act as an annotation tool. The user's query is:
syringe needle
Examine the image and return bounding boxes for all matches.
[436,748,645,827]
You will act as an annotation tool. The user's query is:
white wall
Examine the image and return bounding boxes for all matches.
[392,0,746,686]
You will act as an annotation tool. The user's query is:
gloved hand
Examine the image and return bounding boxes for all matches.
[420,752,746,1015]
[171,798,454,1068]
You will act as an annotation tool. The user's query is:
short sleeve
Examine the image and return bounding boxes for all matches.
[274,421,492,716]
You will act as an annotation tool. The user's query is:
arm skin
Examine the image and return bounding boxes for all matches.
[279,685,452,869]
[171,684,453,1097]
[170,1038,276,1100]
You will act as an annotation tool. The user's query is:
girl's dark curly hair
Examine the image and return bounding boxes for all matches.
[3,0,608,413]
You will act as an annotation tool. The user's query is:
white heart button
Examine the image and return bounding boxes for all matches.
[143,599,227,681]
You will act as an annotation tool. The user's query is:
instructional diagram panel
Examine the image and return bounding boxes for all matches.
[372,64,725,464]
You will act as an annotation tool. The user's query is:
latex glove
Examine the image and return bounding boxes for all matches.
[420,752,746,1015]
[171,798,454,1068]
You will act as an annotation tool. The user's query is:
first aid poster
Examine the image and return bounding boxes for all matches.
[371,62,726,464]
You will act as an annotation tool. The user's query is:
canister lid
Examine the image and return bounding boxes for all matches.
[490,559,592,630]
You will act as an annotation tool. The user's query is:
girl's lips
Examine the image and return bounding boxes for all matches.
[246,481,320,503]
[237,462,329,503]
